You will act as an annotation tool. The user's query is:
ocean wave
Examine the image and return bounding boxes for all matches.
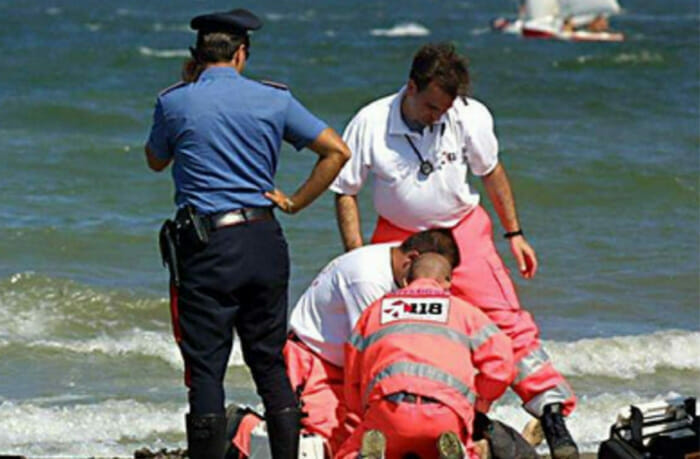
[370,22,430,37]
[2,274,696,378]
[470,27,492,36]
[11,328,245,369]
[152,22,191,33]
[554,50,665,68]
[0,399,184,456]
[490,391,696,453]
[0,272,166,340]
[138,46,189,59]
[5,327,697,379]
[544,329,700,379]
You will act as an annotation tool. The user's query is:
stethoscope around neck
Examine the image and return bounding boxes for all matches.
[404,134,434,176]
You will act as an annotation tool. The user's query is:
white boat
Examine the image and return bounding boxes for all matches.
[491,0,625,42]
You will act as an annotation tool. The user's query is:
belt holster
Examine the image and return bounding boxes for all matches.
[174,204,210,250]
[159,219,181,287]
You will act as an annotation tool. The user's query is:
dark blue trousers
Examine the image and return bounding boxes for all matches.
[170,216,296,415]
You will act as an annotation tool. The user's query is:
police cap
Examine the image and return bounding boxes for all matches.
[190,8,262,35]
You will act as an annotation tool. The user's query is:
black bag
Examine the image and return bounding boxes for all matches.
[598,397,699,459]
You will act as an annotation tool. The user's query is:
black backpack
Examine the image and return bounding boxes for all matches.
[598,397,699,459]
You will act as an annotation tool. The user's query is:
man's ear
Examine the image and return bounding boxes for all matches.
[406,79,418,96]
[405,249,420,265]
[232,45,246,68]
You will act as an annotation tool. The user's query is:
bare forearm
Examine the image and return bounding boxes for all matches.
[288,152,348,212]
[263,128,350,214]
[482,163,520,232]
[279,127,350,213]
[483,163,538,277]
[335,194,364,251]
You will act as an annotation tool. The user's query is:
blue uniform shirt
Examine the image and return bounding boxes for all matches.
[148,66,327,214]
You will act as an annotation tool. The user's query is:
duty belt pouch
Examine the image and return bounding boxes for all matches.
[159,219,181,287]
[175,204,209,250]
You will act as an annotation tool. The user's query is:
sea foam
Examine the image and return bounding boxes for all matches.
[21,328,245,369]
[138,47,190,59]
[544,330,700,379]
[370,23,430,37]
[4,325,695,378]
[0,399,184,457]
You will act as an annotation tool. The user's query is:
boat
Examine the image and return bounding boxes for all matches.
[491,0,625,42]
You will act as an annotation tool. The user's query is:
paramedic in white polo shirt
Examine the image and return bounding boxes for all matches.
[286,229,458,454]
[330,42,579,459]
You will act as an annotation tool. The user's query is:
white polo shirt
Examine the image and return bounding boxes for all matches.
[289,243,398,367]
[330,87,499,231]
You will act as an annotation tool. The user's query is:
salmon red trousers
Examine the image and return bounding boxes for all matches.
[371,206,576,418]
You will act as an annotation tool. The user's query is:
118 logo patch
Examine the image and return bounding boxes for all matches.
[380,297,450,324]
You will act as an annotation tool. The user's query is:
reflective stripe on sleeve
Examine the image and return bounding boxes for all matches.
[363,361,476,407]
[469,323,500,352]
[514,347,551,385]
[524,383,574,417]
[349,323,497,353]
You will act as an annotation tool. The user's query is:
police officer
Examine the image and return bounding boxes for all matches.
[144,8,350,459]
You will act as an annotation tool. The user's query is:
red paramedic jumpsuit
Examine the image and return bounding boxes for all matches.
[336,278,514,459]
[371,206,577,417]
[231,337,354,457]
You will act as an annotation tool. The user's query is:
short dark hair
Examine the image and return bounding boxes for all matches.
[181,31,248,82]
[409,43,470,98]
[399,229,460,268]
[195,31,247,64]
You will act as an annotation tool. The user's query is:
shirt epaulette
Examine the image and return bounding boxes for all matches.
[158,81,187,97]
[260,79,289,91]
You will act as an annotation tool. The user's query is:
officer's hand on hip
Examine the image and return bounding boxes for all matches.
[264,189,296,214]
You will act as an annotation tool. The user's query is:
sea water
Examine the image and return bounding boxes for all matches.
[0,0,698,456]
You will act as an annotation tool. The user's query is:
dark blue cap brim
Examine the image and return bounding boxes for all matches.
[190,8,262,34]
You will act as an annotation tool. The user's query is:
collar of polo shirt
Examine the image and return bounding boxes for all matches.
[388,85,450,138]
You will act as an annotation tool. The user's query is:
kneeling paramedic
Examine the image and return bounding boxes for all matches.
[336,253,514,459]
[145,7,350,459]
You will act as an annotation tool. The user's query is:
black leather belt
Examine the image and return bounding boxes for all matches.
[385,391,440,404]
[207,207,273,230]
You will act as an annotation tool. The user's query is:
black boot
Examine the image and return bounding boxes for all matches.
[186,412,227,459]
[541,403,579,459]
[265,406,302,459]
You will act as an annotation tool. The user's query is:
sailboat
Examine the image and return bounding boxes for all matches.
[491,0,625,42]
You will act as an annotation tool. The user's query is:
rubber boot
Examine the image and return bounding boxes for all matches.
[541,403,579,459]
[186,412,227,459]
[265,406,302,459]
